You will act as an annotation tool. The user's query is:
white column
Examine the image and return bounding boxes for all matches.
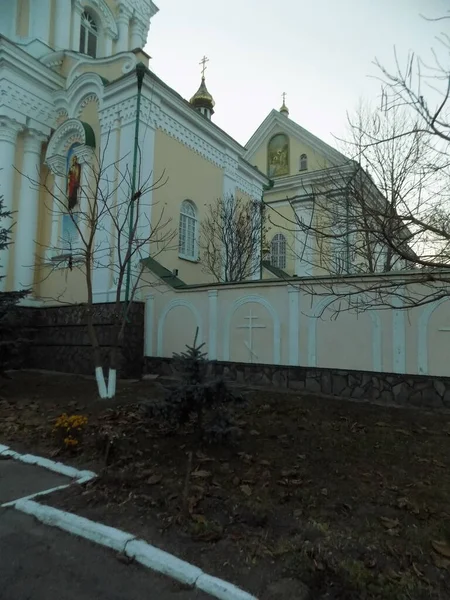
[14,130,46,291]
[288,287,300,365]
[45,156,66,261]
[49,174,64,251]
[295,201,314,276]
[130,20,143,49]
[71,1,82,51]
[104,35,113,57]
[136,113,156,260]
[116,11,130,53]
[31,0,51,44]
[0,118,22,291]
[54,0,72,50]
[208,290,218,360]
[92,119,121,301]
[144,294,154,356]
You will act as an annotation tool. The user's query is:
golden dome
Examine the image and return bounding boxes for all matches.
[190,76,215,114]
[280,100,289,116]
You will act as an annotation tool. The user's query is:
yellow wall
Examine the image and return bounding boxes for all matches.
[151,130,224,284]
[38,265,88,305]
[79,100,101,151]
[71,58,131,83]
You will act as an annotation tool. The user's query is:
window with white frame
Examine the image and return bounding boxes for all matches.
[80,11,98,58]
[299,153,308,171]
[179,200,198,259]
[271,233,287,269]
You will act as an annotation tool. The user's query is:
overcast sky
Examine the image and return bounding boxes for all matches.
[146,0,448,149]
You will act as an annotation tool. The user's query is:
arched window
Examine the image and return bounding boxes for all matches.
[271,233,287,269]
[179,200,198,259]
[299,153,308,171]
[79,11,98,58]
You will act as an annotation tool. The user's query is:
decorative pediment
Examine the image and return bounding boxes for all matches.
[45,119,96,174]
[245,109,347,168]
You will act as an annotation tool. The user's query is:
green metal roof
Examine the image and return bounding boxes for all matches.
[262,260,290,280]
[141,256,186,289]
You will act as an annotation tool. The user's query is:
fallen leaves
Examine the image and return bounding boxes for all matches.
[146,474,162,485]
[380,516,400,530]
[191,469,212,479]
[240,484,252,497]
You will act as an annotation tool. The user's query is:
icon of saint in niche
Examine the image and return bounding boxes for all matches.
[66,154,81,211]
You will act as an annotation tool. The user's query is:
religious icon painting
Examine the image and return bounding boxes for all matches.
[268,133,290,177]
[62,143,82,251]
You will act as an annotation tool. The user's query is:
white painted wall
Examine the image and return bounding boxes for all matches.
[145,277,450,377]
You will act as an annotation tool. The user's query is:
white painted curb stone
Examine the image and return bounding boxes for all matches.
[12,498,258,600]
[197,575,258,600]
[2,444,258,600]
[15,500,136,553]
[125,539,203,587]
[0,445,97,483]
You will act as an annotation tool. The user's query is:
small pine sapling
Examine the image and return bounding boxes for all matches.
[146,328,244,443]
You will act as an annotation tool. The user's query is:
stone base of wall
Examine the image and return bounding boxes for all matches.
[144,357,450,411]
[20,303,145,378]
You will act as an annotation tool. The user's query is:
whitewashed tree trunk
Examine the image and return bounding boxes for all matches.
[95,367,117,399]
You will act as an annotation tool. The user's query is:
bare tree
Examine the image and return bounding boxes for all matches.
[266,102,435,278]
[199,195,265,283]
[33,140,175,398]
[263,17,450,314]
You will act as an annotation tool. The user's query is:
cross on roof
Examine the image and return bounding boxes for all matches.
[200,55,209,78]
[282,91,287,105]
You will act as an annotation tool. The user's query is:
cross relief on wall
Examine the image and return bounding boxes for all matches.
[237,309,266,363]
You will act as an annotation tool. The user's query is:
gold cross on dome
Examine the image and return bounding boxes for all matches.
[200,55,209,78]
[282,91,287,104]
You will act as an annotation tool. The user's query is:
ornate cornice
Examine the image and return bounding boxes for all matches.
[118,0,159,23]
[0,80,56,129]
[99,94,265,198]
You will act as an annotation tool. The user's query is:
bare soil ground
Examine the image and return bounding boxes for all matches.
[1,371,450,599]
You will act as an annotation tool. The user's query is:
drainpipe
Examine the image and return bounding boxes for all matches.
[125,62,146,303]
[260,179,274,279]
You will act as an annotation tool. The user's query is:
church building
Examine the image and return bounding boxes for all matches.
[0,0,375,307]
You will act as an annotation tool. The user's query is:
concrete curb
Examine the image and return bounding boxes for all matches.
[15,500,135,552]
[2,444,258,600]
[12,499,258,600]
[0,444,96,484]
[125,539,203,586]
[196,575,258,600]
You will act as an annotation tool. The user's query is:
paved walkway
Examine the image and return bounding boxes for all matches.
[0,460,208,599]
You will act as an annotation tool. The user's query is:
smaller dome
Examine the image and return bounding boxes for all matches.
[279,92,289,116]
[280,100,289,117]
[190,76,215,115]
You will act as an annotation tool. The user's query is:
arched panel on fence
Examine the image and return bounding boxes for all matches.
[157,299,203,357]
[418,297,450,375]
[308,295,382,372]
[223,295,281,364]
